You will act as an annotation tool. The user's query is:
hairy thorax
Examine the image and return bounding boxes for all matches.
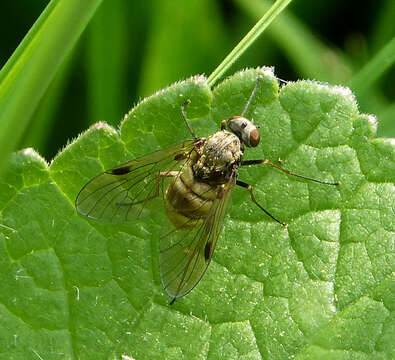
[164,131,243,229]
[193,131,243,183]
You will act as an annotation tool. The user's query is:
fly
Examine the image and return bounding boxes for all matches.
[75,77,340,305]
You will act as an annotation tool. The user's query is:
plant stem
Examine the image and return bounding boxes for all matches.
[207,0,293,87]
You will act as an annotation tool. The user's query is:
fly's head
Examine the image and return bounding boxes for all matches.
[227,116,260,148]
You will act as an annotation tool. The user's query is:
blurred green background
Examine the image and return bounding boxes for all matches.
[0,0,394,161]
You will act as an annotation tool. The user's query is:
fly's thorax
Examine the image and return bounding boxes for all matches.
[164,166,219,229]
[193,131,243,181]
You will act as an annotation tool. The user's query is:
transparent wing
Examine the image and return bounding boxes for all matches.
[75,140,196,222]
[159,172,236,302]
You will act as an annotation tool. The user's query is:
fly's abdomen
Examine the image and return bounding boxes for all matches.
[165,166,218,229]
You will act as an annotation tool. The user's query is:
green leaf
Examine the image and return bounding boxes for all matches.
[0,68,393,359]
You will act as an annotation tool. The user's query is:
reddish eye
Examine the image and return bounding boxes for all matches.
[249,129,260,147]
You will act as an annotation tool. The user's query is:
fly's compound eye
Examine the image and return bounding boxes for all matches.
[249,129,260,147]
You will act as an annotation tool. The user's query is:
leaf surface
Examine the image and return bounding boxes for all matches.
[0,68,393,359]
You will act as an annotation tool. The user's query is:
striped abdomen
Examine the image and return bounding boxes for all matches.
[165,166,219,229]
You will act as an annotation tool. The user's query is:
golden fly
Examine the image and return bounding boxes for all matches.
[76,77,340,304]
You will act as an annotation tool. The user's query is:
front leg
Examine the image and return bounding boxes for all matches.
[241,159,340,186]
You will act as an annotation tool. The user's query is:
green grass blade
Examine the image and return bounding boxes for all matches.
[0,0,102,172]
[139,0,227,96]
[86,0,128,127]
[371,0,395,52]
[21,52,75,155]
[207,0,293,87]
[235,0,351,83]
[349,36,395,96]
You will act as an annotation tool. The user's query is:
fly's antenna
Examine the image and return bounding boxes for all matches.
[241,76,263,117]
[275,76,288,87]
[181,99,197,139]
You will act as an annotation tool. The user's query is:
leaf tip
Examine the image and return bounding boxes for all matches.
[21,147,38,156]
[366,114,378,131]
[234,66,276,82]
[92,121,118,133]
[19,147,48,166]
[121,74,209,126]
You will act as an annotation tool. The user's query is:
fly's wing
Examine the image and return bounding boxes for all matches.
[75,140,196,222]
[159,173,236,301]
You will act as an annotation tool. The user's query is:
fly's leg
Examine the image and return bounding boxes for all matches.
[241,159,340,186]
[170,297,176,306]
[159,171,180,178]
[236,180,287,227]
[181,100,197,140]
[116,171,179,206]
[241,76,263,117]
